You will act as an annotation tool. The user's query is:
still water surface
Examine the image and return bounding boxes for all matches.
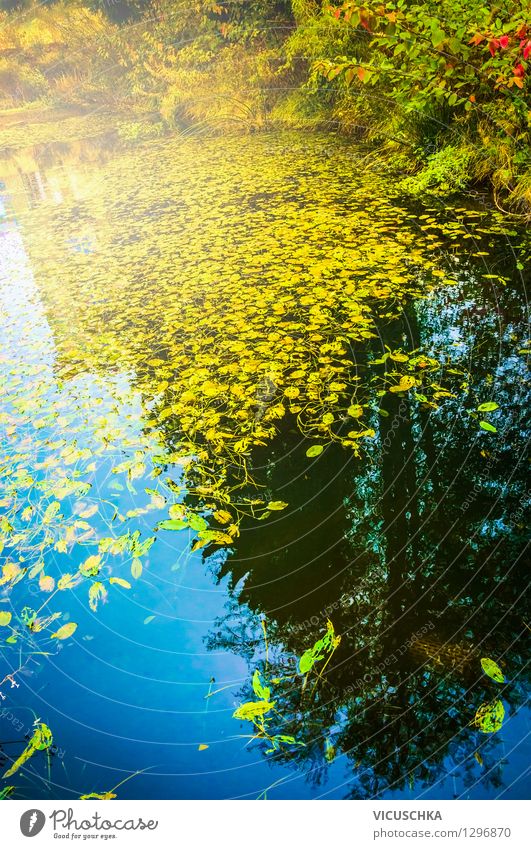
[0,123,529,799]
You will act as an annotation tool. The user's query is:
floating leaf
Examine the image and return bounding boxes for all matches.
[348,428,375,439]
[0,611,12,626]
[481,657,505,683]
[39,574,55,593]
[299,647,323,674]
[252,670,271,701]
[109,577,132,589]
[3,723,53,778]
[477,402,499,412]
[479,421,497,433]
[325,738,336,763]
[306,445,324,458]
[0,562,23,587]
[474,699,505,733]
[143,615,155,624]
[389,375,417,393]
[157,519,188,531]
[88,581,107,612]
[58,573,78,590]
[42,501,61,524]
[131,558,143,579]
[233,700,276,721]
[198,744,209,751]
[81,792,117,800]
[79,554,102,577]
[51,622,77,640]
[266,501,288,511]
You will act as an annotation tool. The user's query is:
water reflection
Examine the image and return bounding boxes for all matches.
[0,126,529,799]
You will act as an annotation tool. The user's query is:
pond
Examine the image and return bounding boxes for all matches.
[0,121,529,800]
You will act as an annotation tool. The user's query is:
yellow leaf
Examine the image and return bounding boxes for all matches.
[109,577,132,589]
[80,554,102,577]
[39,574,55,592]
[51,622,77,640]
[266,501,288,511]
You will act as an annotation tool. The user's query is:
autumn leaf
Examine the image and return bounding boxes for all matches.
[109,577,132,589]
[51,622,78,640]
[88,582,107,612]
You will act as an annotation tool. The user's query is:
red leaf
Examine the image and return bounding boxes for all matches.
[514,63,525,78]
[489,39,500,57]
[499,35,509,49]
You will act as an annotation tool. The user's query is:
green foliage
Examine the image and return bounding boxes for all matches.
[308,1,530,211]
[400,145,476,197]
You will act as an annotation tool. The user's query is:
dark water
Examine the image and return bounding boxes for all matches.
[0,125,529,800]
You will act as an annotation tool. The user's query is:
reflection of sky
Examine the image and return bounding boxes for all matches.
[0,203,266,801]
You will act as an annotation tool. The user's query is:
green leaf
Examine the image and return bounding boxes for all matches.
[188,513,208,532]
[143,615,155,624]
[299,648,324,674]
[132,535,155,557]
[477,402,499,412]
[266,501,288,511]
[431,28,446,47]
[481,657,505,683]
[233,700,275,721]
[252,670,271,701]
[2,723,52,778]
[306,445,324,458]
[479,421,497,433]
[474,699,505,733]
[157,519,188,531]
[0,611,12,627]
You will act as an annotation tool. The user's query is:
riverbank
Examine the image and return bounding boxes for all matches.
[0,1,529,218]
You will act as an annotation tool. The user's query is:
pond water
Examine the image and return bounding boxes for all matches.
[0,123,529,800]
